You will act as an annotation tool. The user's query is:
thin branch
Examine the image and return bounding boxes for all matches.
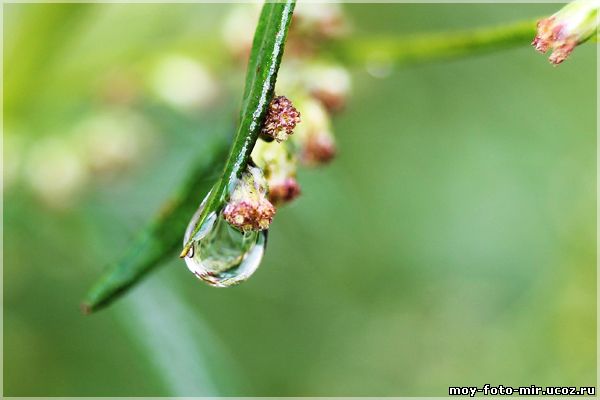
[327,18,538,67]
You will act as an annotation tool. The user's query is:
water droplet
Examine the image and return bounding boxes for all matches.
[183,197,267,287]
[366,59,393,79]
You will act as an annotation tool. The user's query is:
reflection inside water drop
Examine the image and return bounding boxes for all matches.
[183,199,267,287]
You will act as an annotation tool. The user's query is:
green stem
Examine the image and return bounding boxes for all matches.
[181,0,296,257]
[328,18,538,66]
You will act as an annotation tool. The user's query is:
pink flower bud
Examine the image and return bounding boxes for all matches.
[292,97,337,167]
[269,177,301,205]
[223,200,275,231]
[223,166,276,231]
[261,96,301,142]
[532,0,599,65]
[251,140,301,206]
[301,131,336,166]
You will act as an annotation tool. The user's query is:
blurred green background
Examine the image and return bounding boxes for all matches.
[3,3,596,396]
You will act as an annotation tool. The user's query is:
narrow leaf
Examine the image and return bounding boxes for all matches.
[83,0,296,313]
[181,0,296,256]
[82,140,228,313]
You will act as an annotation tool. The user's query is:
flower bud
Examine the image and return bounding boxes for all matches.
[292,97,337,166]
[252,140,301,205]
[532,0,599,65]
[269,177,301,205]
[302,130,336,166]
[223,165,276,232]
[261,95,301,142]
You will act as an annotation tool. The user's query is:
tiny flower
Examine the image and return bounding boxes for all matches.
[223,165,276,232]
[224,201,274,231]
[268,177,301,205]
[532,0,599,65]
[261,95,301,142]
[302,130,336,166]
[252,140,301,205]
[292,97,337,166]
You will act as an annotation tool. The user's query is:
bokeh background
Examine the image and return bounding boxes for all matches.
[3,3,596,396]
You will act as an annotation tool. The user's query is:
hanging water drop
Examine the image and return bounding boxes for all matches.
[182,197,267,287]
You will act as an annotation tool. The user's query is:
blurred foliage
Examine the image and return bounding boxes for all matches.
[3,3,596,396]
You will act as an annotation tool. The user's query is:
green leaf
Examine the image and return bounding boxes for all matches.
[181,0,296,256]
[82,0,296,313]
[82,139,228,313]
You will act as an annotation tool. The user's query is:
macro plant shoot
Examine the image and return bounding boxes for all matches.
[3,0,597,397]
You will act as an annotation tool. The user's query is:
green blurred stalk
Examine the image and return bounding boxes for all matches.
[328,18,538,66]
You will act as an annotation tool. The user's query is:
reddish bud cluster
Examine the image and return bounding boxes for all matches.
[301,131,336,166]
[223,166,276,232]
[223,200,275,232]
[261,96,301,142]
[268,177,301,205]
[532,17,577,65]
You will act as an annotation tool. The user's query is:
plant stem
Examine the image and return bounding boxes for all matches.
[180,0,296,257]
[328,18,538,67]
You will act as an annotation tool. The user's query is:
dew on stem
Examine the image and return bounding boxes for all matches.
[222,165,276,232]
[182,165,273,287]
[183,196,267,287]
[180,0,296,259]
